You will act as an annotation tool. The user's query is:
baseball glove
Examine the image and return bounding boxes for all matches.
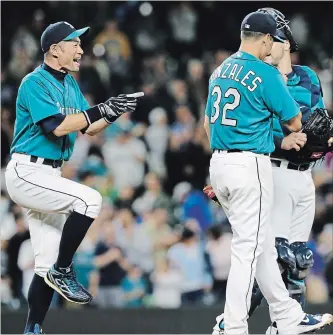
[284,108,333,164]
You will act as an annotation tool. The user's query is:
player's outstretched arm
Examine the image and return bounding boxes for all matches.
[53,92,144,137]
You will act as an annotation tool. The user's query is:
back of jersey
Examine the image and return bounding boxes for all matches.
[206,51,294,154]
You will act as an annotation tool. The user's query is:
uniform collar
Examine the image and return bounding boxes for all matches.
[286,66,301,86]
[233,51,259,61]
[41,63,67,83]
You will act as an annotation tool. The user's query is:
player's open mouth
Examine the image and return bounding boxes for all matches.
[73,58,80,65]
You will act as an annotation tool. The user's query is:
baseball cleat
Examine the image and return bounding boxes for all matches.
[24,323,45,334]
[288,313,333,334]
[212,313,225,335]
[44,263,92,304]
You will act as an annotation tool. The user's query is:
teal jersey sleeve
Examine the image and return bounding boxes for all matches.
[262,68,300,122]
[21,79,60,124]
[80,92,90,111]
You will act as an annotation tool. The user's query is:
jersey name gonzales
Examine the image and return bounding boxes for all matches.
[210,62,263,92]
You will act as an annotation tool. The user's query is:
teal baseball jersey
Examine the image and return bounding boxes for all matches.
[273,65,325,139]
[11,65,89,161]
[205,51,300,154]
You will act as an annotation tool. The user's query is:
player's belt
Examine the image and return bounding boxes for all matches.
[30,155,63,168]
[213,149,270,156]
[270,159,310,171]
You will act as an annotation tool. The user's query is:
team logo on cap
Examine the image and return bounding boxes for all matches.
[245,24,250,28]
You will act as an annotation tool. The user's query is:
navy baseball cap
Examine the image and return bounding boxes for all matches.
[241,12,285,42]
[41,21,90,52]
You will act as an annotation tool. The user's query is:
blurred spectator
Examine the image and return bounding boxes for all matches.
[6,212,30,304]
[8,48,34,82]
[145,107,169,176]
[170,105,195,147]
[150,257,182,308]
[168,2,199,59]
[132,173,173,219]
[93,223,128,308]
[17,239,34,300]
[11,26,38,63]
[1,107,14,169]
[143,208,179,262]
[114,209,154,286]
[1,69,17,110]
[186,59,207,114]
[173,182,213,232]
[94,19,132,95]
[206,225,232,301]
[102,128,147,189]
[104,113,135,140]
[121,264,146,307]
[71,55,107,104]
[168,226,212,305]
[114,185,135,210]
[168,79,198,119]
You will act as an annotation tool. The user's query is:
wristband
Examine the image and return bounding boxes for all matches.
[83,104,104,125]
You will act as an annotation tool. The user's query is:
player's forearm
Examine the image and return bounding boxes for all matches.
[53,113,88,137]
[85,118,109,136]
[283,112,302,132]
[204,115,210,144]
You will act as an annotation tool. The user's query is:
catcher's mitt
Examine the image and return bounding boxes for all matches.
[284,108,333,164]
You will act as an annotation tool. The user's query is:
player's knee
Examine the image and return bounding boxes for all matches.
[289,242,314,280]
[275,237,296,272]
[75,188,103,219]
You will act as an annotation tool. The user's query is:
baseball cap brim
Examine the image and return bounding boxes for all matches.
[63,27,90,41]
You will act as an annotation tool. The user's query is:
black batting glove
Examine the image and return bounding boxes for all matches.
[83,92,144,125]
[103,92,144,123]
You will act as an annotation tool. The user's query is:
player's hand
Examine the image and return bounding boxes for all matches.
[203,185,222,207]
[102,92,144,123]
[281,132,307,151]
[203,185,216,199]
[328,137,333,147]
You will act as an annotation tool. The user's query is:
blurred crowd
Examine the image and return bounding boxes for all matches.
[1,1,333,310]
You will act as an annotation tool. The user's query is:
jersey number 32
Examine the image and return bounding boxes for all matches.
[210,86,240,127]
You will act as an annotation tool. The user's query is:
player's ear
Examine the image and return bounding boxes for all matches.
[49,44,59,58]
[284,40,290,52]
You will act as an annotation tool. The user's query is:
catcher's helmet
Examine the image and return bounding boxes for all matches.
[257,7,299,53]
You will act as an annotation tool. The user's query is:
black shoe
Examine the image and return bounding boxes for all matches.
[44,263,92,304]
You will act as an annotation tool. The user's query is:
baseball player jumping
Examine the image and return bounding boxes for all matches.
[208,8,333,335]
[203,10,333,335]
[5,21,144,334]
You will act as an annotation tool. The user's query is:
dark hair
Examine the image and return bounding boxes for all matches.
[181,227,195,241]
[78,170,94,181]
[241,31,265,40]
[208,225,222,240]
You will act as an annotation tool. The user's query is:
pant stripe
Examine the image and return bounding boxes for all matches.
[14,162,89,215]
[245,157,262,316]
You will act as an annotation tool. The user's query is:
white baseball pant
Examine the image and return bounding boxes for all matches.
[210,151,304,335]
[271,158,315,243]
[5,153,102,277]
